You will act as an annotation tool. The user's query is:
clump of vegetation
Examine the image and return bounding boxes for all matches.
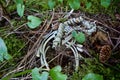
[0,34,26,78]
[1,0,120,18]
[32,65,67,80]
[71,58,120,80]
[4,35,25,57]
[79,0,120,17]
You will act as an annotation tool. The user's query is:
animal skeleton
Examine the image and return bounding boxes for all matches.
[36,16,97,71]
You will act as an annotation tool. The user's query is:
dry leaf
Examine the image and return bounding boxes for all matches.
[90,31,108,44]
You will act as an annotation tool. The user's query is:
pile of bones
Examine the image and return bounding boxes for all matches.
[36,16,98,71]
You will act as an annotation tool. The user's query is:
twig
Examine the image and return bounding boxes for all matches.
[96,21,120,34]
[107,32,114,47]
[113,36,120,50]
[2,16,14,27]
[4,23,27,38]
[3,66,24,78]
[18,9,55,67]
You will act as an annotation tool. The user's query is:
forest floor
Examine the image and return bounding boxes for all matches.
[0,0,120,80]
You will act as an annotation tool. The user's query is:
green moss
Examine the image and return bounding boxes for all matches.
[25,0,49,11]
[0,34,26,77]
[71,58,120,80]
[6,4,16,13]
[79,0,120,17]
[4,34,25,57]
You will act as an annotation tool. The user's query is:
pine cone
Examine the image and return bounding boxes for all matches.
[99,45,111,63]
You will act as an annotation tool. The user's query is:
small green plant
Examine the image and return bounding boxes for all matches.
[68,0,80,10]
[49,66,67,80]
[27,15,42,29]
[48,0,64,9]
[32,65,67,80]
[82,73,103,80]
[14,0,25,17]
[48,0,56,9]
[32,67,49,80]
[16,4,25,17]
[14,0,42,29]
[85,2,92,10]
[72,30,86,44]
[0,37,12,61]
[100,0,111,8]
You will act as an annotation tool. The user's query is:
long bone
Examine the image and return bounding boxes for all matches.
[37,31,57,70]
